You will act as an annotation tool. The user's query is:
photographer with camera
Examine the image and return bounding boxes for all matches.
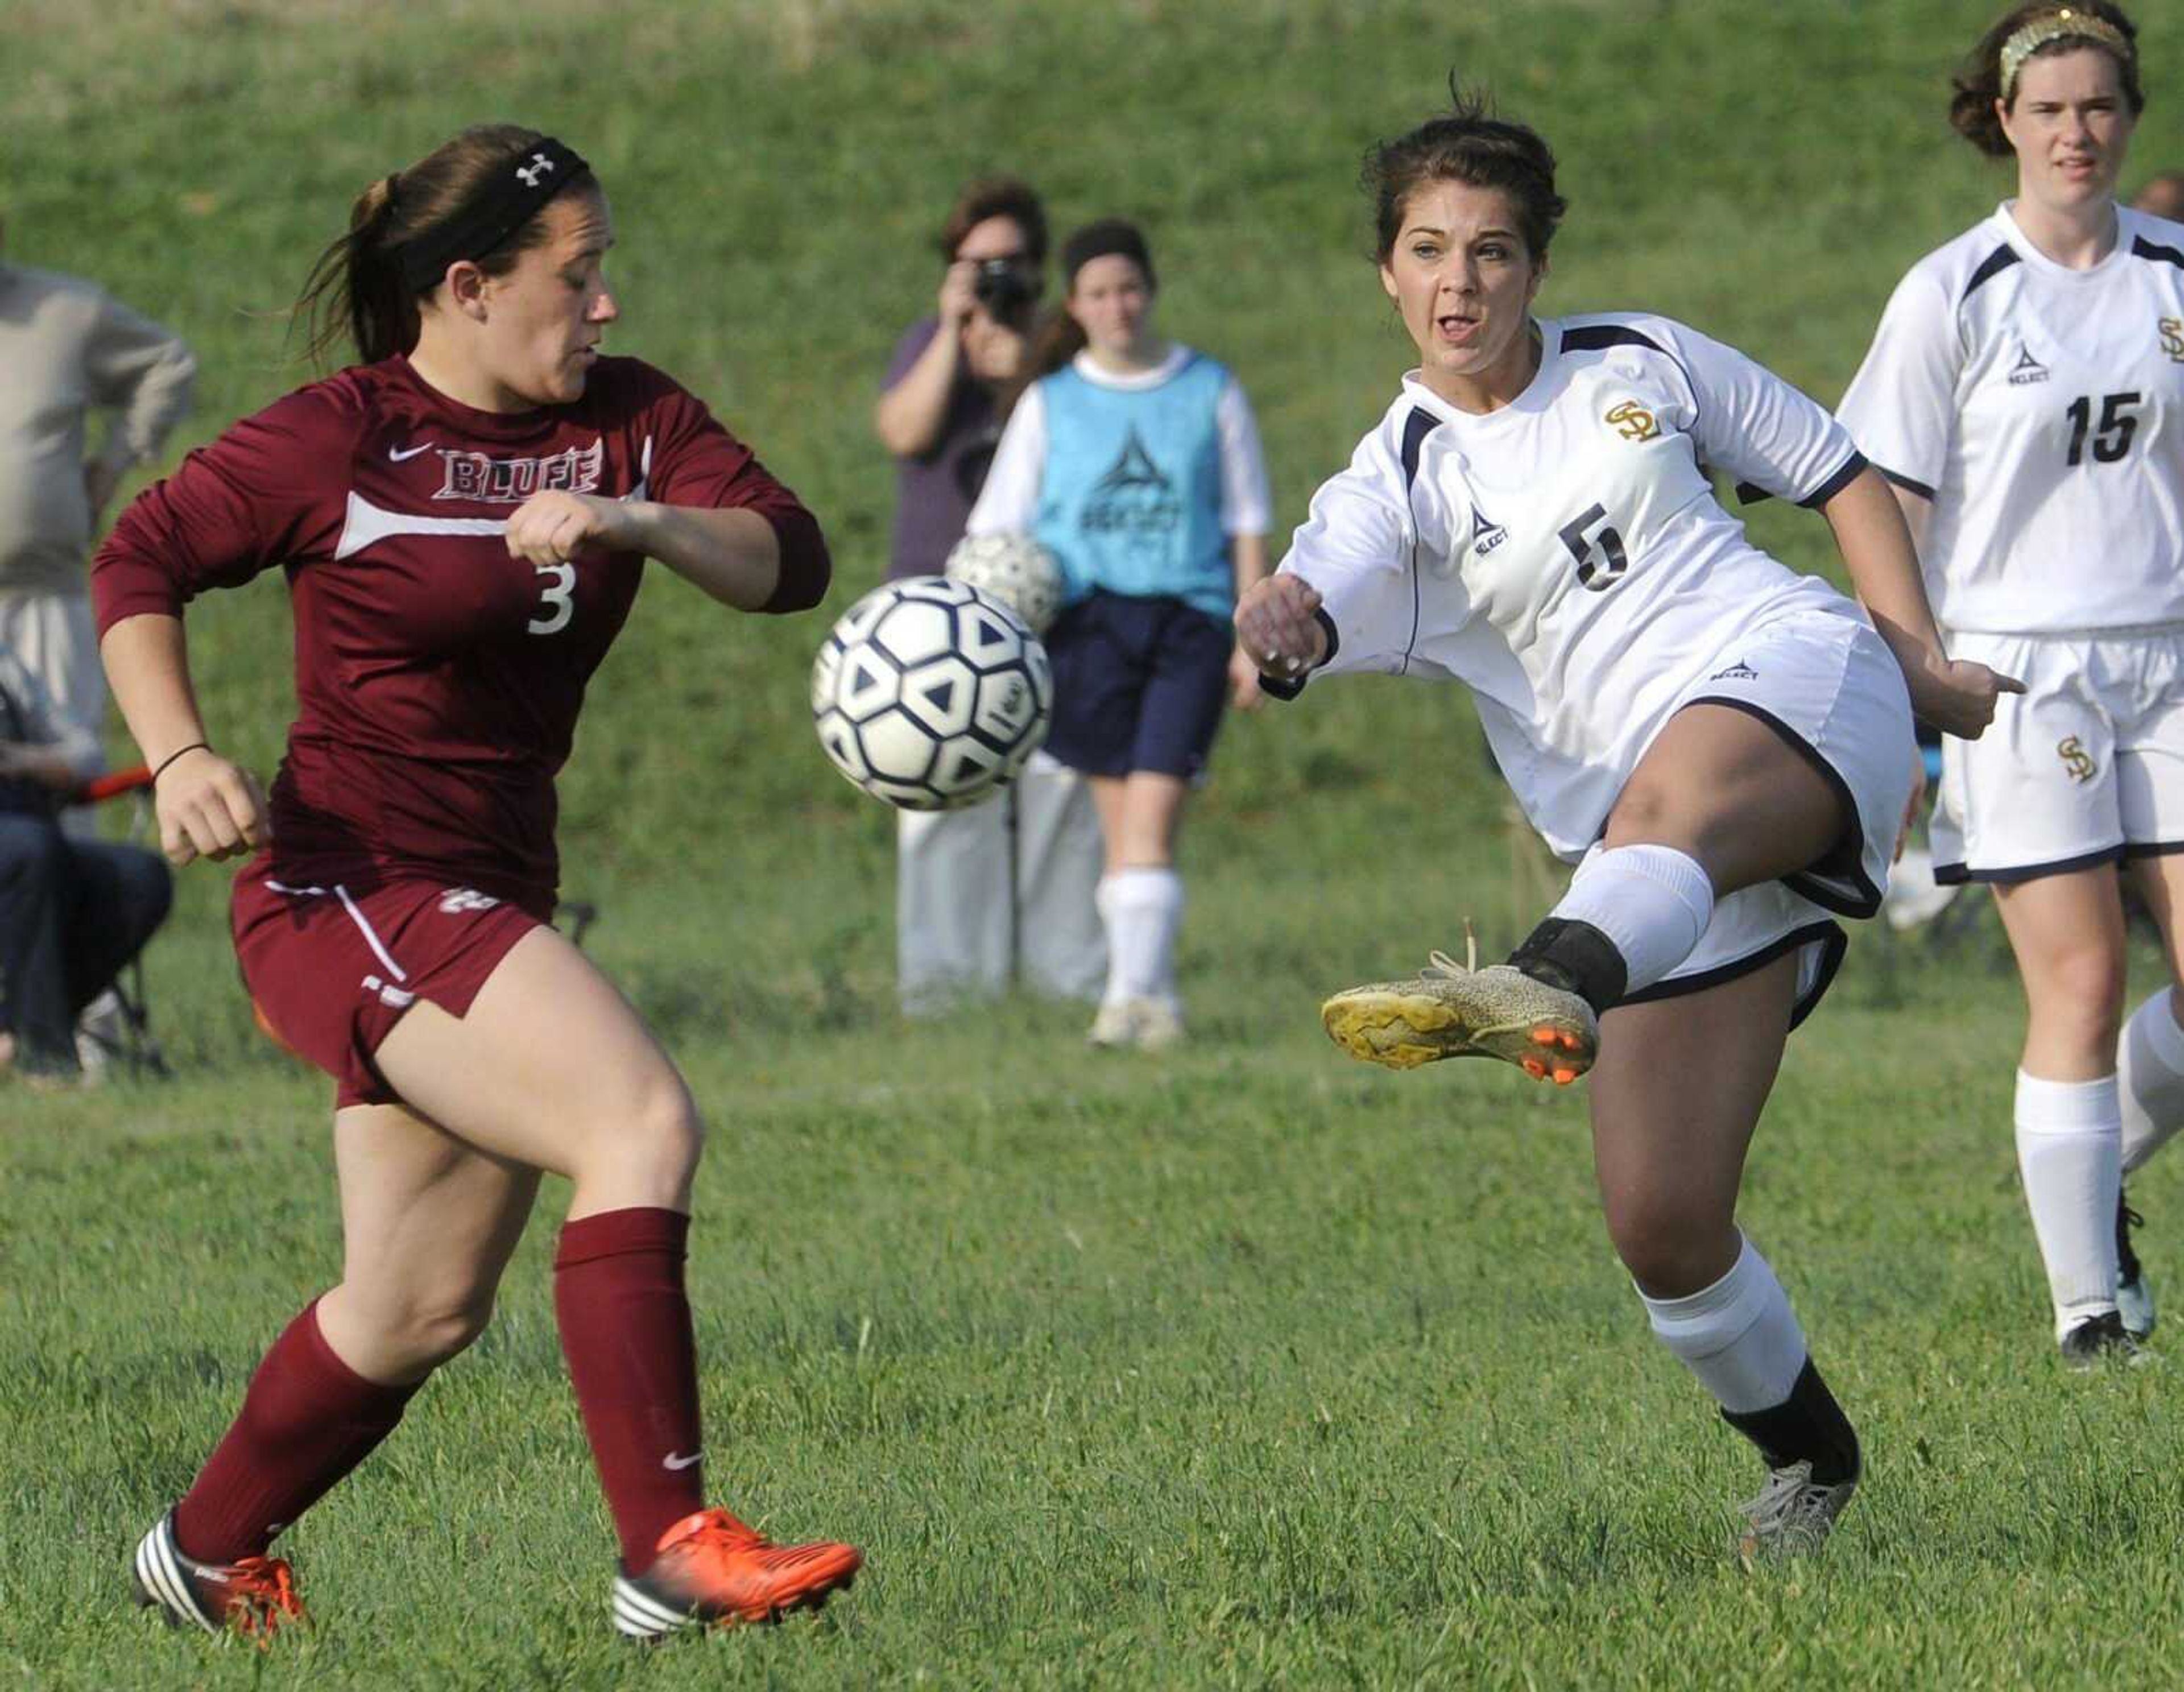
[875,176,1106,1015]
[875,177,1046,578]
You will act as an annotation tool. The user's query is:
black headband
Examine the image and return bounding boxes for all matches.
[395,136,592,294]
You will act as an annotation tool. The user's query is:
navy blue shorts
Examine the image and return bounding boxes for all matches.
[1043,591,1231,780]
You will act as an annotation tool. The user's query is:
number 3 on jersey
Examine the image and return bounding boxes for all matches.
[528,561,576,635]
[1560,503,1630,591]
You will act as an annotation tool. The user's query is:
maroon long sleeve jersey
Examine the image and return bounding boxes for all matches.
[92,354,829,903]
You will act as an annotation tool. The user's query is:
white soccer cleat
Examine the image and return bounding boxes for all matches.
[1735,1461,1856,1563]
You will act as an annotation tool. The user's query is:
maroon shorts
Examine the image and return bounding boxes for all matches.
[231,857,549,1109]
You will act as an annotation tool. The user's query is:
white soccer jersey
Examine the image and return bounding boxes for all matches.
[1838,204,2184,635]
[1274,312,1870,860]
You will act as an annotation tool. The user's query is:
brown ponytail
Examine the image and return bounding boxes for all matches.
[292,123,594,367]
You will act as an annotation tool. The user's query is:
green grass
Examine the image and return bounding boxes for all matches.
[7,0,2184,1685]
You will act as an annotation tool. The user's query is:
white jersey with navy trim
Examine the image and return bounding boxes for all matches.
[1272,312,1871,861]
[1838,204,2184,635]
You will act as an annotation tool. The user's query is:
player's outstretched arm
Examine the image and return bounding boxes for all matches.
[1819,465,2023,739]
[503,492,825,614]
[98,611,270,867]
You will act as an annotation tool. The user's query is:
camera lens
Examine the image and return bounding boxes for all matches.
[972,258,1034,319]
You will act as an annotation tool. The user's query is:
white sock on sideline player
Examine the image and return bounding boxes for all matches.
[2015,1070,2123,1338]
[1095,867,1183,1007]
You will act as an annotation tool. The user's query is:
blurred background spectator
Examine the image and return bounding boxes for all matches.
[875,176,1106,1013]
[0,212,196,824]
[0,639,171,1087]
[2132,171,2184,220]
[0,209,194,1070]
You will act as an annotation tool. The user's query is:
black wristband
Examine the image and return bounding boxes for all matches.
[151,741,209,782]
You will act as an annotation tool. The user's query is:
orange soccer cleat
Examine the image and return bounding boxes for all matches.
[611,1507,862,1640]
[132,1511,305,1645]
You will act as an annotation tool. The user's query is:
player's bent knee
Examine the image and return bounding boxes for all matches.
[609,1070,706,1181]
[1602,1197,1732,1294]
[395,1292,498,1368]
[2028,949,2127,1040]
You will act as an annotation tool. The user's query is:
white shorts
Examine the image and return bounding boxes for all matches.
[1614,608,1916,1028]
[1931,628,2184,884]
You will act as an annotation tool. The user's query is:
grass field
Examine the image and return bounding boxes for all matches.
[7,1,2184,1685]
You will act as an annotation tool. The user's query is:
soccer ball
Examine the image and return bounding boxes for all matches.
[943,530,1064,636]
[811,577,1053,811]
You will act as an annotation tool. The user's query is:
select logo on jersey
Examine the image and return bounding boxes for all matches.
[2161,318,2184,363]
[1470,504,1509,557]
[439,888,502,915]
[1709,660,1759,682]
[1604,401,1658,442]
[1081,428,1184,556]
[2057,736,2098,784]
[2007,345,2051,387]
[433,438,605,503]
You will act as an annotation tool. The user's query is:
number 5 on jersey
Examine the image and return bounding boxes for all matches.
[530,561,576,634]
[1560,503,1629,591]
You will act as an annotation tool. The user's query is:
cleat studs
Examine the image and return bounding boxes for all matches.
[1531,1028,1557,1045]
[1521,1057,1546,1078]
[1552,1067,1578,1085]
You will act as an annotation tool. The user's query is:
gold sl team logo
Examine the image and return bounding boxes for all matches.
[2058,736,2099,784]
[1605,400,1658,442]
[2161,318,2184,363]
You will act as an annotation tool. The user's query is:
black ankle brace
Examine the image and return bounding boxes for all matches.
[1719,1358,1861,1487]
[1506,917,1628,1014]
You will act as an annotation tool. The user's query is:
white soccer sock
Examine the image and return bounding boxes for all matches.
[1637,1234,1808,1414]
[2120,989,2184,1176]
[1548,845,1715,994]
[1095,867,1184,1004]
[2015,1070,2122,1335]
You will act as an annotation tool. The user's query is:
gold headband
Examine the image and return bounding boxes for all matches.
[2001,8,2134,101]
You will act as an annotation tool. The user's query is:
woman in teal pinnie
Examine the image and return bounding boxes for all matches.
[967,219,1271,1051]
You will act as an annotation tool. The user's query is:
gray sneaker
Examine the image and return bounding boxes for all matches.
[1735,1461,1856,1563]
[1320,949,1596,1081]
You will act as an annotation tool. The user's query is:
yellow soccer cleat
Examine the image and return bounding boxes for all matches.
[1321,948,1598,1082]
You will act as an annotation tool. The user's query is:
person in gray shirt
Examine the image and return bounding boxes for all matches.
[0,213,196,809]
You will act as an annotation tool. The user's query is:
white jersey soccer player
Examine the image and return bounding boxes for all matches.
[1836,0,2179,1365]
[1274,309,1908,1019]
[1239,92,2008,1562]
[1840,202,2184,869]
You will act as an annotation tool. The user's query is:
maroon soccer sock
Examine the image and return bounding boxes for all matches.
[553,1207,705,1574]
[172,1299,417,1564]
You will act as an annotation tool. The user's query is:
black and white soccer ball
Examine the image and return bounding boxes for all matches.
[811,577,1053,812]
[942,531,1064,636]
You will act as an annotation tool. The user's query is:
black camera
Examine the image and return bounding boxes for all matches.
[971,257,1036,323]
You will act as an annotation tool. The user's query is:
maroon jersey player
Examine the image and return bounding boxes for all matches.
[94,125,861,1644]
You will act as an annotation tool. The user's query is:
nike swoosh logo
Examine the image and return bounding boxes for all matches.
[388,442,435,462]
[663,1451,702,1471]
